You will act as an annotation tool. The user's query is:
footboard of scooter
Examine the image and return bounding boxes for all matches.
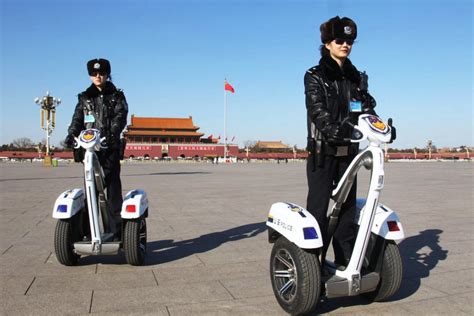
[267,202,323,249]
[120,189,149,219]
[356,198,404,241]
[52,188,85,219]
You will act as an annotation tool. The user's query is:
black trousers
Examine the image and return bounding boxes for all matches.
[306,154,358,265]
[97,149,123,229]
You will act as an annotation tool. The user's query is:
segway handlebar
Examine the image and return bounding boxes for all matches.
[339,115,393,144]
[73,129,109,150]
[339,117,362,143]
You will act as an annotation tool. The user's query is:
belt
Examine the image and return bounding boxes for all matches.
[323,143,357,157]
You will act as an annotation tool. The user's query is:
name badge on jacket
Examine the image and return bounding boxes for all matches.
[84,114,95,123]
[349,100,362,112]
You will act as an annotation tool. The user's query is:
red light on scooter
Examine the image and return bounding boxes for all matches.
[125,205,136,213]
[387,221,400,232]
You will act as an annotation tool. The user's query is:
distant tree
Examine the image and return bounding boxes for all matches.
[293,145,307,153]
[58,139,73,151]
[37,141,46,152]
[1,144,14,151]
[243,140,256,149]
[11,137,34,149]
[59,139,68,149]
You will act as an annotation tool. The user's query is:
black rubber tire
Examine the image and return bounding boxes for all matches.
[270,236,321,315]
[123,218,147,266]
[54,219,80,266]
[364,241,403,302]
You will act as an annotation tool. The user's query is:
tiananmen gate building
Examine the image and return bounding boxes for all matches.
[123,115,238,159]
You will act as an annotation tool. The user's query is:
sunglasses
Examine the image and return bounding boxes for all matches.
[334,38,354,45]
[90,71,108,77]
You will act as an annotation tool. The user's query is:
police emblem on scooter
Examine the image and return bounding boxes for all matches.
[52,129,149,266]
[266,115,404,314]
[80,129,97,143]
[364,115,390,134]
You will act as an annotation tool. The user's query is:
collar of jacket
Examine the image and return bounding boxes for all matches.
[319,55,361,85]
[84,81,117,98]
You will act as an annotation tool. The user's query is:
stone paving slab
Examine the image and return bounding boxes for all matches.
[2,290,92,315]
[166,296,285,315]
[27,270,158,295]
[152,261,266,285]
[1,161,473,315]
[91,281,233,313]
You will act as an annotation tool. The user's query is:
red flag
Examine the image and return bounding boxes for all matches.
[207,134,213,140]
[224,80,235,93]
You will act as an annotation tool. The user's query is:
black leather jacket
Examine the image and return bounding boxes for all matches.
[305,56,376,149]
[68,82,128,146]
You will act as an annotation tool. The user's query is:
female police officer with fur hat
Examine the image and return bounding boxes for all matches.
[65,58,128,237]
[305,16,389,268]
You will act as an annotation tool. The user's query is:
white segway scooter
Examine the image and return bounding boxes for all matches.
[52,129,148,266]
[267,114,404,314]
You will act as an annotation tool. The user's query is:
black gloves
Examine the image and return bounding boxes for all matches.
[325,123,343,144]
[64,134,75,148]
[388,118,396,143]
[105,132,118,147]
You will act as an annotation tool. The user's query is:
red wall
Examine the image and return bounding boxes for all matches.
[0,150,470,160]
[125,145,162,158]
[168,144,238,158]
[0,151,74,159]
[124,144,238,159]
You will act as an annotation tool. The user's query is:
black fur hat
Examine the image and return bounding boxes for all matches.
[87,58,111,75]
[320,16,357,43]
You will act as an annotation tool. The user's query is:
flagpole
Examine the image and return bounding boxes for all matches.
[224,79,227,161]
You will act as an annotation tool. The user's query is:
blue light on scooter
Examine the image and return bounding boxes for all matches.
[57,204,68,213]
[303,227,318,239]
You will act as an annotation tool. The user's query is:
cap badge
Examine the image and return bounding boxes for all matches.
[93,63,100,70]
[344,26,352,35]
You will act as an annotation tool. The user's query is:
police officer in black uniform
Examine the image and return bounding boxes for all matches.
[305,17,394,267]
[65,58,128,236]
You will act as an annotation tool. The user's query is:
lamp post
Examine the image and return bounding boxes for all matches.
[34,91,61,166]
[427,140,432,160]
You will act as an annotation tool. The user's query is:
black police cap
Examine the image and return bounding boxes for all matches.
[87,58,111,75]
[320,16,357,43]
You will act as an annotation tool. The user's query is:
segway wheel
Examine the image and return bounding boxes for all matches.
[123,218,147,266]
[54,219,80,266]
[270,236,321,315]
[363,241,403,302]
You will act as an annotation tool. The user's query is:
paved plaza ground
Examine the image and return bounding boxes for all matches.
[1,160,473,315]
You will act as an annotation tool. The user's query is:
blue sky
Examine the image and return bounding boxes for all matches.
[1,0,472,149]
